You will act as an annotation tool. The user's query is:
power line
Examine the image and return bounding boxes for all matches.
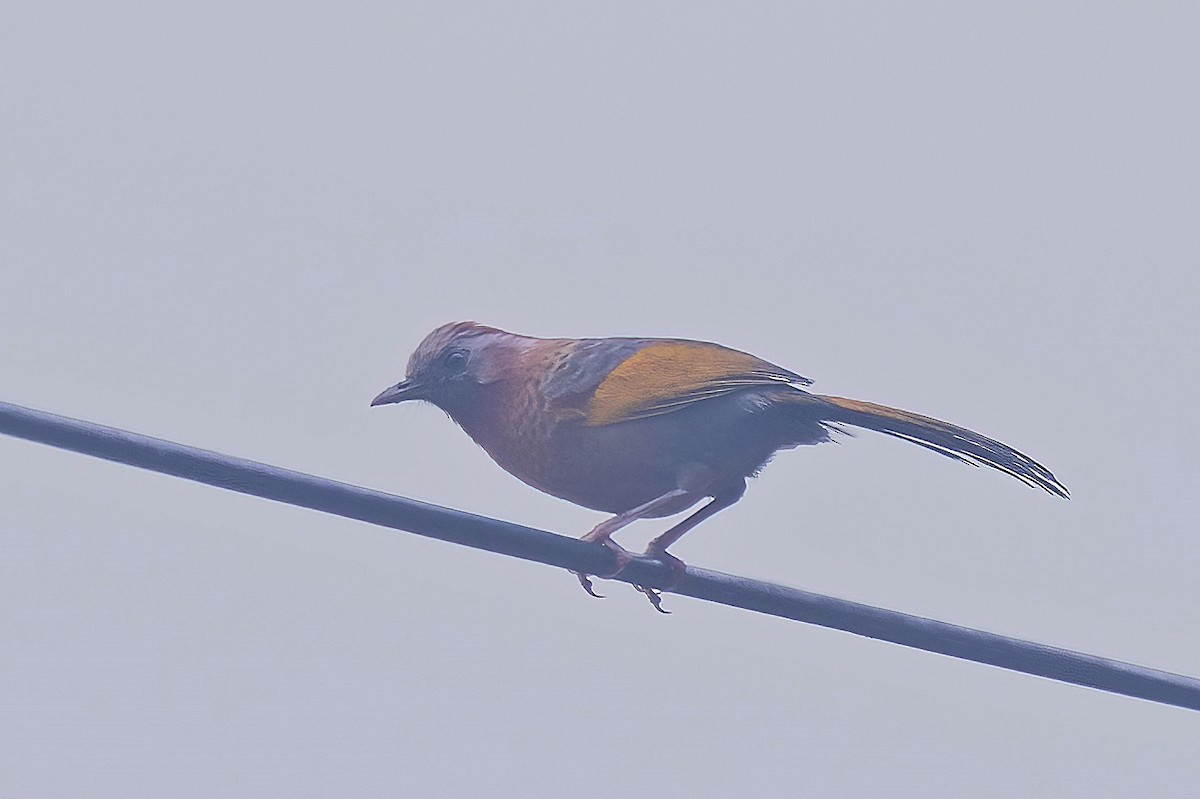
[1,398,1197,712]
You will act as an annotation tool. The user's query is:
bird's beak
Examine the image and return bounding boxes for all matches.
[370,379,425,407]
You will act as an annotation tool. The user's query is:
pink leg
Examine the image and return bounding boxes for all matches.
[573,488,690,598]
[641,481,747,602]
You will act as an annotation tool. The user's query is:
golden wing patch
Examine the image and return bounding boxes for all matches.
[583,341,811,426]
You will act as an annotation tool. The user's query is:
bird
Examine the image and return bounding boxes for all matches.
[371,322,1068,611]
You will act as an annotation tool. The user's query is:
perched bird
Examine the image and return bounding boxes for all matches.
[372,322,1067,610]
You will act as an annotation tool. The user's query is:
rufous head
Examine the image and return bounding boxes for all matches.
[370,322,524,412]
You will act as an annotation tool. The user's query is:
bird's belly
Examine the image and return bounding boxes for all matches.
[530,440,707,515]
[520,399,803,514]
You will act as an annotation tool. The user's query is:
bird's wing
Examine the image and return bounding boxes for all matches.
[575,339,812,426]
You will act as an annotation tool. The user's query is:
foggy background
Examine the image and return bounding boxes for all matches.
[2,3,1197,796]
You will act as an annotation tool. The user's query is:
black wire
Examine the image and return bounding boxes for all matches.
[1,398,1196,712]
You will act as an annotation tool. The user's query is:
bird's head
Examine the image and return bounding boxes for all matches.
[370,322,524,414]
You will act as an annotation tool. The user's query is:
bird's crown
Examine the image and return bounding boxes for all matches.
[406,321,507,377]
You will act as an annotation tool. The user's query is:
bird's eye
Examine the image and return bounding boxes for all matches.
[443,349,468,370]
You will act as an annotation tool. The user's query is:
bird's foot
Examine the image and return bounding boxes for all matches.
[644,545,688,588]
[633,584,670,614]
[576,571,604,598]
[573,542,687,614]
[572,539,634,600]
[627,548,687,614]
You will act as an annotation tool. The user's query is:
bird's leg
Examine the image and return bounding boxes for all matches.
[640,481,747,605]
[574,535,633,598]
[572,488,690,598]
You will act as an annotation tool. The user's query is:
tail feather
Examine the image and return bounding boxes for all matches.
[814,395,1069,498]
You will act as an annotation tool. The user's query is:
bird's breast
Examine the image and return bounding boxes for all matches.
[444,378,562,489]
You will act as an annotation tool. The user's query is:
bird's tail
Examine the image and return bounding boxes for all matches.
[812,395,1069,497]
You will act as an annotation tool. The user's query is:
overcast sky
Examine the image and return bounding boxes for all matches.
[2,3,1198,796]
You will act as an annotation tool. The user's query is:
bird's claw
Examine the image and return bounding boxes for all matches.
[573,539,633,600]
[627,548,689,611]
[635,584,670,614]
[574,570,604,598]
[572,542,687,613]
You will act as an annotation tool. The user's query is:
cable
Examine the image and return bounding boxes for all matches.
[1,398,1196,712]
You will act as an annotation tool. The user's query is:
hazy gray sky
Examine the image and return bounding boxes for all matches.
[2,3,1197,796]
